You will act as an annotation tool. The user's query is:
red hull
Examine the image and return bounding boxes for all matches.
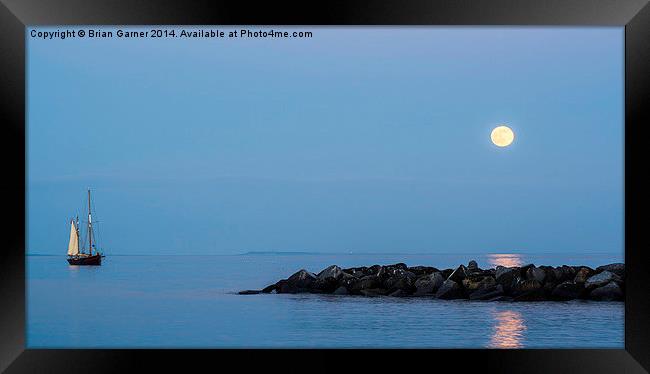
[67,254,102,266]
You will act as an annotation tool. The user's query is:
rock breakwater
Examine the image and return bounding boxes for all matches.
[239,261,624,301]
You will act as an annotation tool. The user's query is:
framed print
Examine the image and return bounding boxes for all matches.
[1,0,649,372]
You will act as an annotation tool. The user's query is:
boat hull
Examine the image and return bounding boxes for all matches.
[67,254,102,266]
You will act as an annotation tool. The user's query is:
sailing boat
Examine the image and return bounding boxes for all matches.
[67,189,104,265]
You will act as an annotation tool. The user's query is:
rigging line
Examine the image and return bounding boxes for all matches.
[89,190,104,253]
[96,222,103,254]
[81,190,89,252]
[91,192,100,251]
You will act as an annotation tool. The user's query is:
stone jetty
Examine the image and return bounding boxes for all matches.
[239,261,624,301]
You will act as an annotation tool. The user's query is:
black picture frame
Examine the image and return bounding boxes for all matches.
[2,0,649,372]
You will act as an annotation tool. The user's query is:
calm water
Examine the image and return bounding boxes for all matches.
[27,253,624,348]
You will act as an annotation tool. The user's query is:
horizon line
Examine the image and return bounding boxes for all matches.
[26,251,624,257]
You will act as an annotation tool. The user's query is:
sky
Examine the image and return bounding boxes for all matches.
[27,27,624,256]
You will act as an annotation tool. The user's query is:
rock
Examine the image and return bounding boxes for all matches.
[469,284,504,300]
[408,266,438,277]
[553,266,576,283]
[482,268,497,277]
[238,290,262,295]
[311,265,355,293]
[462,275,496,292]
[339,272,356,282]
[467,260,479,272]
[589,281,623,301]
[542,281,558,296]
[413,272,444,296]
[551,281,584,300]
[573,267,594,284]
[525,266,546,283]
[368,265,382,275]
[312,265,347,292]
[288,269,316,287]
[495,266,519,292]
[275,280,292,293]
[478,276,497,290]
[352,270,366,278]
[495,266,518,280]
[360,274,382,288]
[339,273,360,293]
[518,263,535,277]
[333,286,349,295]
[351,269,367,278]
[596,263,625,278]
[317,265,344,280]
[312,269,341,292]
[343,266,368,278]
[351,275,381,293]
[261,284,277,293]
[388,289,408,297]
[384,279,415,294]
[383,269,416,292]
[276,269,317,293]
[360,288,388,297]
[513,279,542,294]
[539,266,557,284]
[312,278,339,293]
[378,264,410,280]
[377,263,407,275]
[585,271,622,289]
[435,280,464,299]
[447,265,468,283]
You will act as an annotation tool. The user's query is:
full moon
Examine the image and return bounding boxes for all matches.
[491,125,515,147]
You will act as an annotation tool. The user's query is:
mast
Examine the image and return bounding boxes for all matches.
[87,189,92,255]
[76,215,80,254]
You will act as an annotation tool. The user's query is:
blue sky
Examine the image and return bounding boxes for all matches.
[27,27,623,255]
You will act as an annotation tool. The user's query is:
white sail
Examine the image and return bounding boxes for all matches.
[67,220,79,255]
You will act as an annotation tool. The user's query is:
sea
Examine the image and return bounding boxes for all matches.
[26,253,624,348]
